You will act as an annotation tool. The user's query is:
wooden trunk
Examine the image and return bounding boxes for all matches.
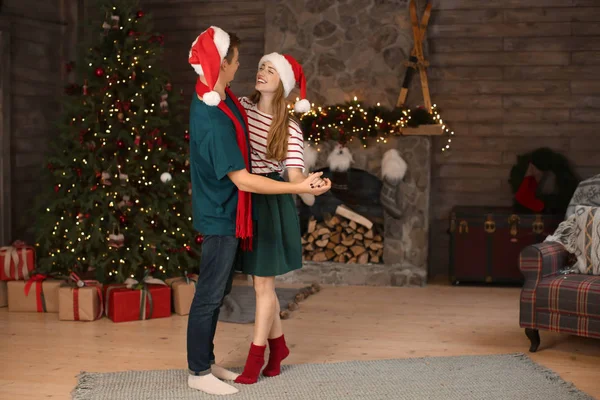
[449,206,563,285]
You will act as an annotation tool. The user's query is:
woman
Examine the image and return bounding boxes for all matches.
[234,53,322,384]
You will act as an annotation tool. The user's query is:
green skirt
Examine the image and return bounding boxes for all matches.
[241,173,303,277]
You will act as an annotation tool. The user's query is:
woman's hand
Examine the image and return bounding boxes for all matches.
[296,172,331,196]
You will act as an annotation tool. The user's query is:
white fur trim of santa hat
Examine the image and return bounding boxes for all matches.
[189,26,230,77]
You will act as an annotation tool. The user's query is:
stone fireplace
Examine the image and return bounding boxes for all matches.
[277,136,431,287]
[267,0,431,286]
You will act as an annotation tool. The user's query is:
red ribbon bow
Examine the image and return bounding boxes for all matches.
[69,272,104,321]
[24,274,48,313]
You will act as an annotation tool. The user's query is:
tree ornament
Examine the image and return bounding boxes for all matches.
[54,185,60,193]
[160,93,169,113]
[131,71,136,80]
[195,235,204,245]
[184,132,190,141]
[118,112,124,121]
[111,14,120,29]
[102,22,111,34]
[95,67,105,77]
[160,172,172,183]
[108,225,125,248]
[119,172,128,186]
[101,171,112,186]
[165,82,172,92]
[128,30,136,37]
[82,80,88,95]
[137,10,144,18]
[117,139,125,147]
[118,195,133,209]
[119,215,127,224]
[134,135,141,146]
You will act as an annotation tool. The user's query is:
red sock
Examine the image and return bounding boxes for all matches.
[263,335,290,377]
[235,343,266,384]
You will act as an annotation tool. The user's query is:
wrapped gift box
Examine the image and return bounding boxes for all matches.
[0,281,7,307]
[104,283,171,323]
[8,277,62,313]
[165,274,198,316]
[59,284,103,321]
[1,242,36,281]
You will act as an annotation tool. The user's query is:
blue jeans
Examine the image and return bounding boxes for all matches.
[187,235,239,375]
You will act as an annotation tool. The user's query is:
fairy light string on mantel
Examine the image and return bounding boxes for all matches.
[288,96,455,153]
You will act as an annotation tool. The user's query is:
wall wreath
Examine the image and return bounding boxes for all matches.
[509,148,580,215]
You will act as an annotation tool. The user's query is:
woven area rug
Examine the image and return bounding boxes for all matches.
[72,353,593,400]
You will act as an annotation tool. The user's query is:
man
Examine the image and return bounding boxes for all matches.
[186,26,330,396]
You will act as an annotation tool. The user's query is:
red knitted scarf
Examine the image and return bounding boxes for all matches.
[195,79,253,250]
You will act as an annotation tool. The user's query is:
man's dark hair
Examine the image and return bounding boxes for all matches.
[225,32,241,62]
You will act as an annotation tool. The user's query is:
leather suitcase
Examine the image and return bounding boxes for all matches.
[448,206,563,285]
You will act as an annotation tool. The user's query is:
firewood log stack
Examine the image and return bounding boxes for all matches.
[302,208,383,264]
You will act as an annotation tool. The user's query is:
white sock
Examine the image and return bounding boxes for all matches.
[188,374,239,395]
[211,364,240,381]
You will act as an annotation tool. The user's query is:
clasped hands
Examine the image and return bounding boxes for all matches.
[301,172,331,196]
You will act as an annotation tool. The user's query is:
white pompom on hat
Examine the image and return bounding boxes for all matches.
[258,52,311,113]
[188,26,230,106]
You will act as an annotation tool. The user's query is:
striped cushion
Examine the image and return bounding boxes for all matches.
[536,275,600,319]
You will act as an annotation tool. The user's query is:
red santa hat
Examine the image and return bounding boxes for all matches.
[258,52,311,113]
[188,26,230,106]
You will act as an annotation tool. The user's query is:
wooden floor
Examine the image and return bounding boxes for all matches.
[1,283,599,399]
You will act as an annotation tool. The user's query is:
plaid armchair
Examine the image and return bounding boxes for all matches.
[519,242,600,352]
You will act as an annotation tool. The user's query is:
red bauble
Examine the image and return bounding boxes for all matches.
[119,215,126,224]
[184,133,190,141]
[91,185,98,191]
[137,10,144,18]
[95,67,104,77]
[195,235,204,245]
[165,82,172,92]
[128,30,136,37]
[54,185,60,193]
[117,140,125,148]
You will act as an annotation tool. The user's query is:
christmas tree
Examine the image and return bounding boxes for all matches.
[34,0,200,283]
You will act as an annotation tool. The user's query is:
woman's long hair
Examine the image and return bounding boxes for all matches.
[249,82,291,162]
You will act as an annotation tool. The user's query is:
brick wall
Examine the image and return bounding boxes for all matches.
[428,0,600,278]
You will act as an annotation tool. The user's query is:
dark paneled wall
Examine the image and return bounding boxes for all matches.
[428,0,600,278]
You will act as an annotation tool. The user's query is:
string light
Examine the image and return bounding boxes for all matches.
[292,98,455,152]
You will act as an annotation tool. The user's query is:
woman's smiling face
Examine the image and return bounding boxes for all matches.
[255,61,281,93]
